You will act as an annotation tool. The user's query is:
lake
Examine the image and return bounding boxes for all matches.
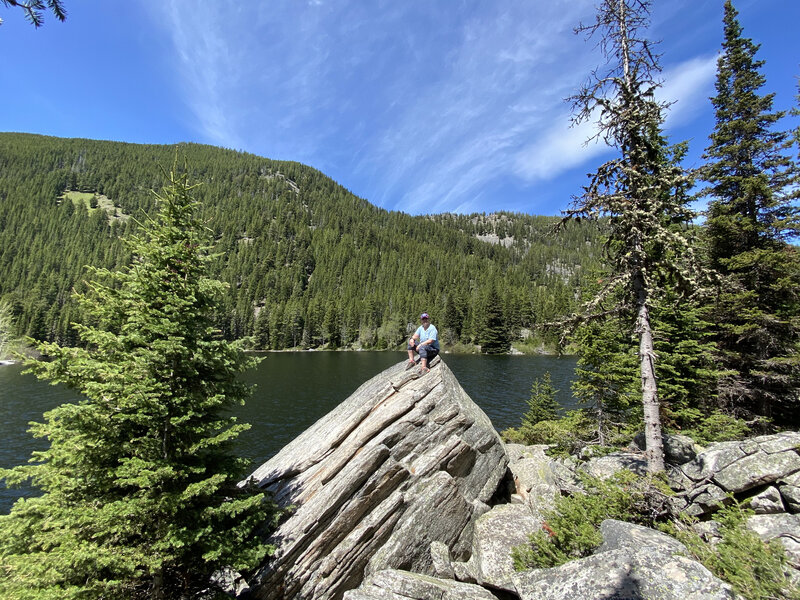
[0,352,578,512]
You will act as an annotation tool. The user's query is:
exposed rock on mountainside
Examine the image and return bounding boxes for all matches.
[245,357,508,600]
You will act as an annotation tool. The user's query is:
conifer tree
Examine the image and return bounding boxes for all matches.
[571,314,639,446]
[0,167,275,599]
[1,0,66,27]
[522,372,560,428]
[0,301,16,359]
[701,0,800,423]
[564,0,701,472]
[479,286,511,354]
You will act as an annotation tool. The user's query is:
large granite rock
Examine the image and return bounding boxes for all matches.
[581,452,649,480]
[342,569,497,600]
[512,520,736,600]
[781,471,800,513]
[505,443,560,515]
[676,433,800,516]
[450,502,542,592]
[747,513,800,568]
[244,358,508,600]
[633,432,700,465]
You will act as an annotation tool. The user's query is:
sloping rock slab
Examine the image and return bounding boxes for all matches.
[597,519,687,555]
[580,452,648,480]
[512,548,735,600]
[245,359,508,600]
[342,569,497,600]
[512,520,735,600]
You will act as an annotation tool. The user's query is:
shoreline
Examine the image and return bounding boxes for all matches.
[247,346,571,357]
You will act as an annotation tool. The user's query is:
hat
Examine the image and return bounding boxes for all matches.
[420,313,429,320]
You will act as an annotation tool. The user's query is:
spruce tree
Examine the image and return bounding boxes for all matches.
[522,372,560,428]
[571,314,639,446]
[479,286,511,354]
[564,0,702,472]
[701,0,800,423]
[0,167,275,599]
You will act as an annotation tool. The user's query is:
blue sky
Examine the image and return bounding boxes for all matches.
[1,1,798,216]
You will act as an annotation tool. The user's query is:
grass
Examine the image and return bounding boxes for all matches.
[61,191,129,223]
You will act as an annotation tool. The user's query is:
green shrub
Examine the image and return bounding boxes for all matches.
[665,501,800,600]
[512,472,669,570]
[501,409,595,455]
[673,409,751,445]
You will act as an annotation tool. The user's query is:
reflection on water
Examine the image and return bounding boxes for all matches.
[0,352,577,512]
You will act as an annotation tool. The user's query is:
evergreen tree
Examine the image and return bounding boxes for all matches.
[701,0,800,423]
[0,301,15,359]
[479,286,511,354]
[564,0,702,472]
[1,0,66,27]
[522,372,560,428]
[0,167,275,599]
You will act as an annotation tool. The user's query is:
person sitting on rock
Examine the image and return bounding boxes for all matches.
[407,312,439,373]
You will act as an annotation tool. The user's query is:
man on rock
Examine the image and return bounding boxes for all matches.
[406,312,439,373]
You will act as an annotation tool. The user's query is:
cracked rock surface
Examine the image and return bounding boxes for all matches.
[244,358,508,600]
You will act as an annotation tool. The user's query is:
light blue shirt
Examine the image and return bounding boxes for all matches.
[415,324,439,349]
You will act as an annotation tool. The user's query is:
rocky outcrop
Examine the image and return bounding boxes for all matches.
[245,358,508,600]
[671,432,800,517]
[239,353,800,599]
[511,520,736,600]
[342,569,497,600]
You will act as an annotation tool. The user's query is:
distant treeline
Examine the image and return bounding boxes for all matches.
[0,132,604,351]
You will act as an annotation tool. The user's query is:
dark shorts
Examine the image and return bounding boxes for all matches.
[408,340,439,360]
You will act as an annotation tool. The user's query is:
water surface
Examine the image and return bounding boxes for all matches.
[0,352,577,512]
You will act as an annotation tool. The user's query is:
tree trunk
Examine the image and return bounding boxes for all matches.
[634,273,665,473]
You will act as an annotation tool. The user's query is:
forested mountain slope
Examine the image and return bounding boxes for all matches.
[0,132,603,350]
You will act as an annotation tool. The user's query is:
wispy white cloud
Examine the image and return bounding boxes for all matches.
[143,1,721,215]
[511,54,718,186]
[660,54,718,128]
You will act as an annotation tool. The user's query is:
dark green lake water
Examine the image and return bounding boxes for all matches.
[0,352,577,512]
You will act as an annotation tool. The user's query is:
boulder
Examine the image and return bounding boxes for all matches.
[780,471,800,513]
[512,520,736,600]
[342,569,497,600]
[677,433,800,516]
[633,432,699,465]
[713,449,800,493]
[511,548,735,600]
[548,456,583,495]
[682,482,730,517]
[748,486,785,514]
[505,444,560,516]
[747,513,800,568]
[467,503,542,592]
[581,452,648,480]
[244,358,508,600]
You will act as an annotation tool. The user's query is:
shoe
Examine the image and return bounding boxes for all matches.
[405,360,416,371]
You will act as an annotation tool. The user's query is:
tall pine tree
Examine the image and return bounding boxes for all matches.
[0,167,275,599]
[701,0,800,424]
[564,0,702,472]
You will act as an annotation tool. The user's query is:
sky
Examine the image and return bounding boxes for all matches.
[1,1,798,217]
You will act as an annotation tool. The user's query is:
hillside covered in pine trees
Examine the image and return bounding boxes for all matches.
[0,132,603,351]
